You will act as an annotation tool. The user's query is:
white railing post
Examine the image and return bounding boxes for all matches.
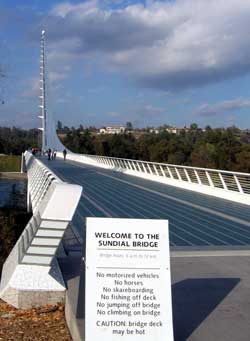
[234,175,244,193]
[218,172,228,190]
[147,163,153,175]
[127,160,133,170]
[206,171,214,187]
[175,167,182,181]
[124,160,130,170]
[142,162,148,173]
[194,169,202,184]
[153,164,159,176]
[136,161,142,172]
[160,165,166,177]
[131,161,137,171]
[167,166,174,179]
[184,168,191,183]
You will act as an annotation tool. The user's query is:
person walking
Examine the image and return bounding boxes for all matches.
[63,149,67,161]
[48,148,52,161]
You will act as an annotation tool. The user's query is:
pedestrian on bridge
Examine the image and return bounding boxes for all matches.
[48,148,52,161]
[63,149,67,161]
[52,149,57,160]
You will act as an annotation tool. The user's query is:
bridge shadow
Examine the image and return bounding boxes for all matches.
[172,278,240,340]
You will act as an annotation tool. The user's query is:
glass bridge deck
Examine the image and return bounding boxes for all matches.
[41,157,250,249]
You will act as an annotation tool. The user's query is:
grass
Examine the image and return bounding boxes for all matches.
[0,155,21,172]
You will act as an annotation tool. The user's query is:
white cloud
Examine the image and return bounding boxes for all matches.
[48,71,67,83]
[107,111,120,117]
[195,98,250,116]
[38,0,250,91]
[21,77,40,98]
[50,1,99,18]
[143,104,166,115]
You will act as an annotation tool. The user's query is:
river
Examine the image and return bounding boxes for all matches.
[0,179,27,209]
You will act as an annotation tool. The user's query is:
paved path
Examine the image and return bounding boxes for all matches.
[60,252,250,341]
[41,157,250,248]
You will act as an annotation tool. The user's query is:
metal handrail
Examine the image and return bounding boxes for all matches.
[64,153,250,197]
[84,154,250,176]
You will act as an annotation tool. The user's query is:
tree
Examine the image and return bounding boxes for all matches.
[149,140,169,162]
[190,143,217,168]
[108,134,136,158]
[234,146,250,172]
[190,123,198,130]
[56,120,62,131]
[126,122,133,131]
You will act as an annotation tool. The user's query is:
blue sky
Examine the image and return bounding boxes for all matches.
[1,0,250,129]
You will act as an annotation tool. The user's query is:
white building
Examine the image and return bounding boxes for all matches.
[99,126,126,134]
[149,128,160,134]
[166,127,178,134]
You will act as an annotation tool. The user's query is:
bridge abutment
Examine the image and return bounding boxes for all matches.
[0,152,82,309]
[0,257,65,309]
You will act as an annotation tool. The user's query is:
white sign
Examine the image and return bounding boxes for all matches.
[85,217,174,341]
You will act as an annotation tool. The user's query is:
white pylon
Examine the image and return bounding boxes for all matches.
[39,30,47,152]
[38,30,69,153]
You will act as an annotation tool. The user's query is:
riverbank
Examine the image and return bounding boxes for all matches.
[0,155,21,172]
[0,172,26,180]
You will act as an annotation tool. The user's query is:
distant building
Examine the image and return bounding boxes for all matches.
[166,126,192,134]
[99,126,126,134]
[166,127,178,134]
[149,128,160,134]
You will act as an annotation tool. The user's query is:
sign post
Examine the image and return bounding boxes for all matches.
[85,217,173,340]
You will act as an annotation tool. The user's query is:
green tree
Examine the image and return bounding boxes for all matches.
[233,146,250,172]
[57,120,62,131]
[190,123,198,130]
[190,143,217,168]
[149,140,169,162]
[126,122,133,131]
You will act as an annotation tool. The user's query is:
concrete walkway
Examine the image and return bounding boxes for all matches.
[58,250,250,341]
[172,255,250,341]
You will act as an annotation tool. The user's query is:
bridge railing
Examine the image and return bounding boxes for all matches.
[25,151,63,212]
[89,155,249,193]
[0,151,82,309]
[59,152,250,205]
